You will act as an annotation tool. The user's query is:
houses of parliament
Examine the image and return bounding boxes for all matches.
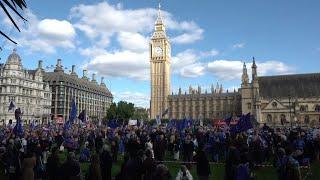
[150,5,320,126]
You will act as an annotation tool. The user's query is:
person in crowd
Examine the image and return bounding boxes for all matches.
[100,144,112,180]
[1,117,320,180]
[154,134,167,161]
[61,152,82,180]
[122,149,144,180]
[173,140,180,161]
[276,147,302,180]
[21,151,36,180]
[194,150,210,180]
[182,135,194,168]
[4,138,21,180]
[46,146,61,180]
[111,139,119,163]
[176,165,193,180]
[87,154,102,180]
[79,142,90,163]
[153,164,172,180]
[225,140,240,180]
[142,149,156,180]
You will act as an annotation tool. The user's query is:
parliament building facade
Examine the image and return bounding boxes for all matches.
[150,7,320,126]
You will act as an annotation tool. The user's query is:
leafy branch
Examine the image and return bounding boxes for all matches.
[0,0,28,44]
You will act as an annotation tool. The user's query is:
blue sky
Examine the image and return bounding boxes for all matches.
[0,0,319,107]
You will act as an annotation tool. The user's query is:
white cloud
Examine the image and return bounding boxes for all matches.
[85,49,149,80]
[114,91,150,108]
[180,63,205,78]
[1,10,76,54]
[172,49,218,78]
[171,28,203,44]
[200,49,219,57]
[207,60,294,81]
[232,43,245,49]
[37,19,75,40]
[207,60,243,80]
[70,2,203,46]
[117,31,148,52]
[72,2,206,80]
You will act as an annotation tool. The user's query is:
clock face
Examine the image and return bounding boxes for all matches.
[154,46,163,56]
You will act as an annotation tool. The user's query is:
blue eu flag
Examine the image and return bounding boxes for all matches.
[69,98,77,124]
[8,101,15,111]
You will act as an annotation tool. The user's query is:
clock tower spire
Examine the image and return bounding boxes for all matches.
[150,2,171,120]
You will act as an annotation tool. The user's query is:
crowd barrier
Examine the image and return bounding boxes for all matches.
[154,160,312,179]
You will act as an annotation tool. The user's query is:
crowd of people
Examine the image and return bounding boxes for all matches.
[0,118,320,180]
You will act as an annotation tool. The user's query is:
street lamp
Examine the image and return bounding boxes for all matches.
[3,102,6,125]
[289,95,292,128]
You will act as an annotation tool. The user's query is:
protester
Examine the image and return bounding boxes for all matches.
[195,150,210,180]
[142,149,156,180]
[176,165,193,180]
[46,147,61,180]
[21,151,36,180]
[100,144,112,180]
[87,154,102,180]
[61,152,81,180]
[1,113,320,180]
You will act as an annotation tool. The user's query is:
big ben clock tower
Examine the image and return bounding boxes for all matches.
[150,4,171,120]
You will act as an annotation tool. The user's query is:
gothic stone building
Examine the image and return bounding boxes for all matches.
[0,50,51,124]
[241,61,320,127]
[150,6,320,126]
[44,59,113,122]
[168,85,241,120]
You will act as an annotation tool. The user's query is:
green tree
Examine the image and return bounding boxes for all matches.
[132,108,148,120]
[116,101,135,121]
[105,101,135,122]
[106,102,117,120]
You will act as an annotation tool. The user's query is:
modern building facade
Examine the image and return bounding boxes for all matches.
[150,5,171,119]
[0,49,51,124]
[44,59,113,122]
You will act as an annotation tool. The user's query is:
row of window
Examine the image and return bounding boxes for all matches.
[266,114,314,124]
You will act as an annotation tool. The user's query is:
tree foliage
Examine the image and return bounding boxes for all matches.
[106,101,135,121]
[0,0,28,44]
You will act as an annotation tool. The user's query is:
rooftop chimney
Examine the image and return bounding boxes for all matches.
[38,60,43,69]
[70,65,77,77]
[101,77,105,85]
[92,73,97,83]
[57,59,62,67]
[82,69,88,79]
[54,59,64,72]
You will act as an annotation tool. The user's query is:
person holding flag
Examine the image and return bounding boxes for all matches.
[8,100,15,112]
[64,98,77,131]
[13,108,24,137]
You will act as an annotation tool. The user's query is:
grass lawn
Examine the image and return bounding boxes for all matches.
[59,151,320,180]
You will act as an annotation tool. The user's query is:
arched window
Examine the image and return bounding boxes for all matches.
[247,103,252,109]
[300,105,306,112]
[280,114,286,125]
[304,115,310,124]
[267,114,272,123]
[315,105,320,112]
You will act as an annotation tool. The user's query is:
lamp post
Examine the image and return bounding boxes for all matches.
[27,100,30,123]
[3,102,6,125]
[289,95,292,128]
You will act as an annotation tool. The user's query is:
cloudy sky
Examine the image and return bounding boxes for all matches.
[0,0,319,108]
